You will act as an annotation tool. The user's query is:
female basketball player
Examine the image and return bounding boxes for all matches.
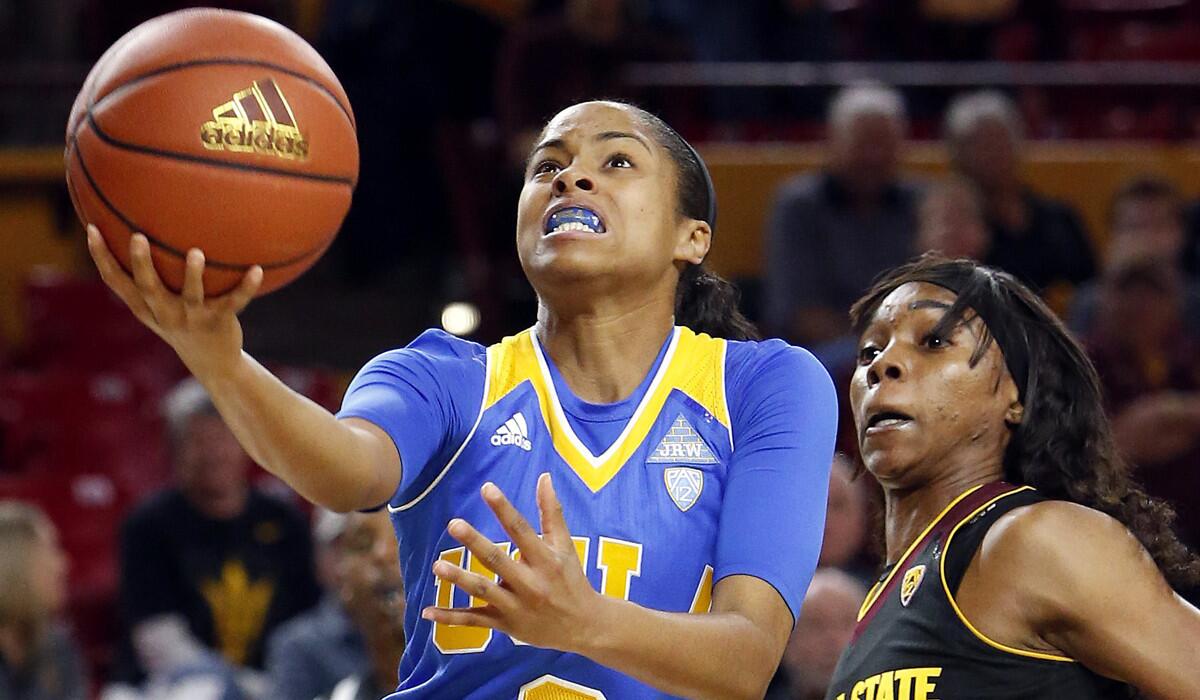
[86,100,837,699]
[831,255,1200,700]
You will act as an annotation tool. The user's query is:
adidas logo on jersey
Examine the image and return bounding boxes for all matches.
[491,412,532,451]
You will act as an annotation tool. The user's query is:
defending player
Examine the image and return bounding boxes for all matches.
[86,100,838,699]
[830,255,1200,700]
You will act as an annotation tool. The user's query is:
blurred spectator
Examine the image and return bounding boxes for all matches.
[773,568,866,700]
[915,177,990,260]
[0,502,86,700]
[496,0,688,170]
[108,380,320,693]
[819,456,875,588]
[1084,255,1200,559]
[264,510,373,700]
[320,511,404,700]
[945,90,1096,298]
[648,0,834,63]
[860,0,1066,61]
[1070,176,1200,338]
[765,84,922,347]
[645,0,836,120]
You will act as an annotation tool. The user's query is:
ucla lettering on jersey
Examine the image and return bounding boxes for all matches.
[385,327,728,697]
[338,326,838,699]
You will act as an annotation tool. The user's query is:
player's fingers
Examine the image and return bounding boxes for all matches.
[219,265,262,314]
[420,605,502,630]
[86,226,159,327]
[446,518,531,591]
[128,233,168,302]
[181,248,206,309]
[448,521,523,581]
[480,483,546,562]
[536,473,572,551]
[430,560,518,612]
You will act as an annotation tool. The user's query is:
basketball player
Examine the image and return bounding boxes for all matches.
[86,101,838,699]
[829,255,1200,700]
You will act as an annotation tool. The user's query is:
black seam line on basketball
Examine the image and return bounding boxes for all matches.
[89,57,354,128]
[71,132,328,271]
[84,111,356,187]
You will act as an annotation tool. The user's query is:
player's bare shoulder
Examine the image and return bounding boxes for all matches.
[979,499,1160,615]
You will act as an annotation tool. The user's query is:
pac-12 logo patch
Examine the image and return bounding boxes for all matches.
[900,564,926,607]
[664,467,703,512]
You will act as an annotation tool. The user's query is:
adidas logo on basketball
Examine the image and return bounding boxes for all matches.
[491,412,532,451]
[200,77,309,160]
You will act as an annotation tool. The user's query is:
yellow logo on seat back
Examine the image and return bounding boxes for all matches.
[200,77,309,160]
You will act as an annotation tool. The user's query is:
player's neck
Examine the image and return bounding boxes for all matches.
[881,461,1003,565]
[535,299,675,405]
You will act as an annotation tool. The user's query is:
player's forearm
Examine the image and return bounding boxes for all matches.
[577,597,780,700]
[195,351,393,511]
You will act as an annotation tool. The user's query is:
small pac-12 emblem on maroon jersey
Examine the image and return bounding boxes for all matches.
[900,564,926,607]
[664,467,704,512]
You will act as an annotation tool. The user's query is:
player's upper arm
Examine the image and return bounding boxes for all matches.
[338,417,403,508]
[337,329,486,508]
[711,574,797,663]
[715,342,838,622]
[988,500,1200,699]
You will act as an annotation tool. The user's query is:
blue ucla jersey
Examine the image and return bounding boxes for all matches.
[339,326,837,699]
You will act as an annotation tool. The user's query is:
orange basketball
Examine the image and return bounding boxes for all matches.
[65,8,359,296]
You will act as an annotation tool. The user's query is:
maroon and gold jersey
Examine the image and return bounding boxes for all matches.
[827,482,1133,700]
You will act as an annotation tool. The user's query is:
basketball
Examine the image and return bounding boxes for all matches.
[64,8,358,297]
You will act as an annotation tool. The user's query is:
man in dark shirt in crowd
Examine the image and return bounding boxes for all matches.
[110,379,320,692]
[944,90,1096,297]
[764,83,922,347]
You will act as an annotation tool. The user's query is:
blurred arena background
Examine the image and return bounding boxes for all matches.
[2,1,1200,698]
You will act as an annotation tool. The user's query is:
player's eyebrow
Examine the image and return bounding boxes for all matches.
[910,300,952,311]
[594,131,651,155]
[531,132,652,158]
[530,137,566,156]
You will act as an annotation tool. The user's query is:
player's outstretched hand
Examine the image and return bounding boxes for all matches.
[85,224,263,379]
[424,473,602,653]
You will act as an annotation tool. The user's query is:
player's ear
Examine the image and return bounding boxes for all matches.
[1005,401,1024,427]
[674,219,710,266]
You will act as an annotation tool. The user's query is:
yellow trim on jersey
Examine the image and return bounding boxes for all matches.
[484,327,729,493]
[938,486,1076,663]
[857,484,988,621]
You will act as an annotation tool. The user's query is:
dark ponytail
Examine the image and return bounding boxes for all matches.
[621,102,759,341]
[675,264,759,341]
